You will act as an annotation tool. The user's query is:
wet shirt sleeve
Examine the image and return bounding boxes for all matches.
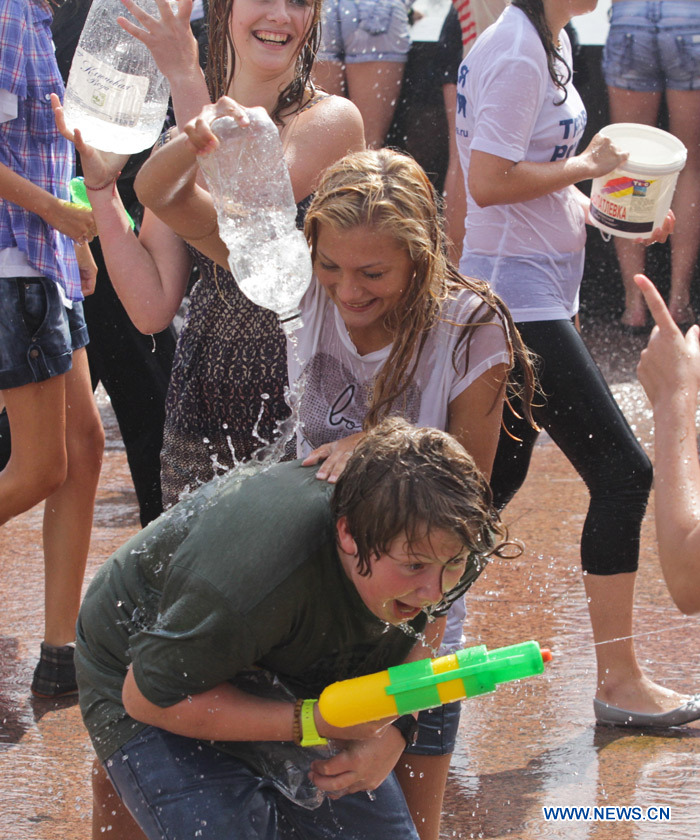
[468,48,546,164]
[444,292,512,404]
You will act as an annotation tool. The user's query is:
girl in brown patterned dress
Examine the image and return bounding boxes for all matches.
[54,0,365,505]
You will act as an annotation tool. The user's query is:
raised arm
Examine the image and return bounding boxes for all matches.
[137,93,366,270]
[134,99,243,269]
[117,0,211,127]
[46,1,215,333]
[52,95,192,333]
[636,274,700,615]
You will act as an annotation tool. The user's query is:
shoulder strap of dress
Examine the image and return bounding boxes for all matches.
[298,90,331,115]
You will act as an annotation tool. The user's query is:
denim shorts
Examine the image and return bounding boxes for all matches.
[602,1,700,91]
[0,276,88,390]
[104,726,420,840]
[405,701,461,756]
[319,0,411,64]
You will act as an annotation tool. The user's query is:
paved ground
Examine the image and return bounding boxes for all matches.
[1,317,699,840]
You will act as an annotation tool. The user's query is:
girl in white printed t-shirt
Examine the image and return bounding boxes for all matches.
[456,0,695,732]
[289,147,535,840]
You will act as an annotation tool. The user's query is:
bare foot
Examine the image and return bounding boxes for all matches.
[619,307,648,330]
[668,303,696,328]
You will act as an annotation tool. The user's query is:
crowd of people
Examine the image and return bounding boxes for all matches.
[1,0,699,839]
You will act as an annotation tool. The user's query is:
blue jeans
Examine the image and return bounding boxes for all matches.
[104,726,420,840]
[603,0,700,91]
[0,276,87,389]
[407,701,461,756]
[319,0,411,63]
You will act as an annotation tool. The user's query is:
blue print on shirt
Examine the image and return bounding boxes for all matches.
[551,108,587,161]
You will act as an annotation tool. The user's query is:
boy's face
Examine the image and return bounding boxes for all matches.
[336,519,468,625]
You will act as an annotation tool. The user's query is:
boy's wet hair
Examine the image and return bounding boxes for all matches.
[331,418,512,585]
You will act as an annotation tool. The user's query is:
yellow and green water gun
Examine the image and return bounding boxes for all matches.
[318,640,552,727]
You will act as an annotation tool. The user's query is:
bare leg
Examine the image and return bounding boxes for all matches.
[584,571,689,713]
[42,348,104,645]
[0,377,68,524]
[395,753,451,840]
[345,61,405,149]
[312,58,346,96]
[606,86,663,328]
[665,89,700,324]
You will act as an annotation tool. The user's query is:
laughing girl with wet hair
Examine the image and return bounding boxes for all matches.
[54,0,365,508]
[289,146,535,840]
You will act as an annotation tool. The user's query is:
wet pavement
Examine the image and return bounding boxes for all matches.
[1,318,699,840]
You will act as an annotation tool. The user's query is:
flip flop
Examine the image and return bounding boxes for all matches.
[594,695,700,728]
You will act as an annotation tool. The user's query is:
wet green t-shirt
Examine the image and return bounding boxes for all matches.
[76,461,424,762]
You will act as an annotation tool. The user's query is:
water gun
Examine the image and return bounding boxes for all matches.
[318,640,552,727]
[69,177,136,230]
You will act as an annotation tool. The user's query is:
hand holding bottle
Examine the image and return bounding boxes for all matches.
[51,94,129,190]
[62,0,173,153]
[309,729,407,800]
[183,97,252,156]
[196,103,312,333]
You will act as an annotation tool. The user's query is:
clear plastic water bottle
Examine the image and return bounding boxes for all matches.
[63,0,171,154]
[198,108,313,336]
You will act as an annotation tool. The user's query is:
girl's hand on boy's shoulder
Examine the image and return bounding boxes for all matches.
[302,432,365,483]
[308,726,406,799]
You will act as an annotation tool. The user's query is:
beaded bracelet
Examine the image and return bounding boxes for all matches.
[84,171,121,192]
[292,698,304,746]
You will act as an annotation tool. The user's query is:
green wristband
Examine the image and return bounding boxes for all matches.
[300,699,328,747]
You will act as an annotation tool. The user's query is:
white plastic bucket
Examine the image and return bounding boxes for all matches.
[589,123,687,239]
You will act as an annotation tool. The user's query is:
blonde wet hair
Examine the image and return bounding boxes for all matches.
[304,148,536,429]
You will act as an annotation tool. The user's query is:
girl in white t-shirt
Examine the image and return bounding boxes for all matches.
[456,0,696,731]
[293,148,534,840]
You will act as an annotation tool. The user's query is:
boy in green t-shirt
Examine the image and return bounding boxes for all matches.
[77,418,508,840]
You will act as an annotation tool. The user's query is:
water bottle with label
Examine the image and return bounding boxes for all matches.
[198,107,313,336]
[62,0,171,154]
